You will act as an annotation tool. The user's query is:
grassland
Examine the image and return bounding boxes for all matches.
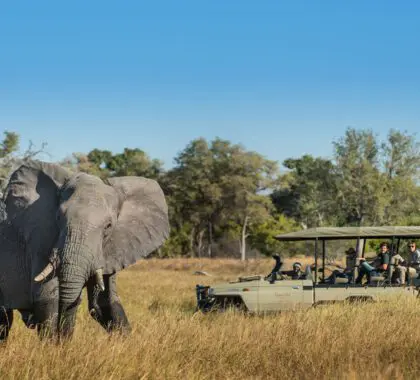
[1,258,419,379]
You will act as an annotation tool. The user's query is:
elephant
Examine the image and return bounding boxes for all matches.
[0,159,169,341]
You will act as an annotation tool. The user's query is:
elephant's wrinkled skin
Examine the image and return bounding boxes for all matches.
[0,160,169,341]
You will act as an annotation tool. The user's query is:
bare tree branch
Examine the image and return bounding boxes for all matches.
[22,140,49,160]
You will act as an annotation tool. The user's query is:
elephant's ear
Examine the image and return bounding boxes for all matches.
[103,176,170,273]
[3,160,70,247]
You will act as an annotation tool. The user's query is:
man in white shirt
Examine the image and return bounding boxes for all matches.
[393,241,420,284]
[407,241,420,280]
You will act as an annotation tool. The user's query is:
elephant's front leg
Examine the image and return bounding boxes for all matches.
[87,273,131,335]
[0,307,13,342]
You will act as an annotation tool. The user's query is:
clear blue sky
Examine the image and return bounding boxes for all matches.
[1,1,420,168]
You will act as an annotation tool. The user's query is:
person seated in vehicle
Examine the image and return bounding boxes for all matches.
[328,247,357,283]
[390,250,407,284]
[395,241,420,284]
[291,262,305,279]
[281,262,306,280]
[355,242,390,284]
[407,241,420,280]
[265,254,284,282]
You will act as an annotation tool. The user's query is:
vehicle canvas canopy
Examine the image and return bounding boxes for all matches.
[274,226,420,285]
[275,226,420,241]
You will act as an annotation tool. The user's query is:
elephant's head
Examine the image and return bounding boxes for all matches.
[3,160,169,332]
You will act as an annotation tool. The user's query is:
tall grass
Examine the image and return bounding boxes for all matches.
[1,258,418,379]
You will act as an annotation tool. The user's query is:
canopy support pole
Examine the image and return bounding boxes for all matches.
[314,238,318,285]
[322,240,326,283]
[354,237,361,284]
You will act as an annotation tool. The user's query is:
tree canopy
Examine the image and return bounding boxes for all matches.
[1,127,419,259]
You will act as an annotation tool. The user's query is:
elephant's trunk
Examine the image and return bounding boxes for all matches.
[34,220,106,340]
[56,227,102,339]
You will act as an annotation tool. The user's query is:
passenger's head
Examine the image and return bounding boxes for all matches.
[345,247,356,256]
[292,262,302,272]
[379,242,390,252]
[408,241,417,252]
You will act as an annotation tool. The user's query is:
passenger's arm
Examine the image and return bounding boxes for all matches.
[380,253,390,270]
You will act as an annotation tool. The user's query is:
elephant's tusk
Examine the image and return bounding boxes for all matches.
[34,263,54,282]
[34,249,60,282]
[95,268,105,292]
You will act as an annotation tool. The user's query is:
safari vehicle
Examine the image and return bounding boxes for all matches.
[196,226,420,313]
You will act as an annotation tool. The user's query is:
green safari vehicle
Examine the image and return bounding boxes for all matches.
[195,226,420,313]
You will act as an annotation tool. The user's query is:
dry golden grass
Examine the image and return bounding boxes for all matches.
[1,258,419,379]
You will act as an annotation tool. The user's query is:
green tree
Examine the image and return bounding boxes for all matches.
[272,155,338,228]
[332,128,420,227]
[62,148,164,180]
[333,127,385,226]
[381,129,420,224]
[164,138,220,258]
[248,214,300,257]
[0,131,19,158]
[60,153,105,178]
[106,148,163,179]
[213,141,279,259]
[382,129,420,179]
[164,137,280,259]
[0,131,20,192]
